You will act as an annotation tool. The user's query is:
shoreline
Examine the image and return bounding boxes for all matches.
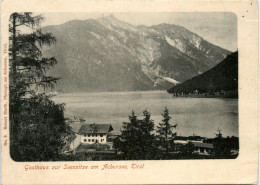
[53,90,238,99]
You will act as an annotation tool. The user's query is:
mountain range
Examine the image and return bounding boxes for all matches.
[42,15,231,92]
[167,51,238,94]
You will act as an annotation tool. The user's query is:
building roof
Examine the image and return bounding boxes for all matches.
[78,123,113,134]
[174,136,206,140]
[193,142,214,149]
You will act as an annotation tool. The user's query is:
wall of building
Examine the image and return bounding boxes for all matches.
[194,147,211,155]
[174,140,204,144]
[80,133,107,144]
[174,140,188,144]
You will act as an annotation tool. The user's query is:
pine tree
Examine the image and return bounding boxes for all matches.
[156,107,176,158]
[9,12,74,161]
[115,110,157,160]
[119,111,139,160]
[138,110,158,159]
[213,128,231,158]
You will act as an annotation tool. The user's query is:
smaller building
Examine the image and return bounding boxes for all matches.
[193,142,214,155]
[173,136,206,145]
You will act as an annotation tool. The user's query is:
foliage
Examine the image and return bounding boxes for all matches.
[179,142,195,157]
[88,143,110,151]
[112,136,121,157]
[114,110,158,160]
[212,129,232,159]
[156,107,177,158]
[113,108,237,160]
[9,12,75,161]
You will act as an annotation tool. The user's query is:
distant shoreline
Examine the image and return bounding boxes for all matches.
[54,89,166,94]
[169,94,238,99]
[53,90,238,99]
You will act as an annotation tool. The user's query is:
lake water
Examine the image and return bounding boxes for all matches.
[52,91,238,138]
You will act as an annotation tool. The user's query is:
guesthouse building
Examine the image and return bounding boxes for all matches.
[78,123,114,144]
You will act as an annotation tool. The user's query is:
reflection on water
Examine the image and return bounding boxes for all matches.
[52,91,238,138]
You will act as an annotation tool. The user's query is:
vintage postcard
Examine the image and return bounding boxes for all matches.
[1,0,259,184]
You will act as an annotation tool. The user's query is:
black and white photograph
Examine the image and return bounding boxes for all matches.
[9,12,239,161]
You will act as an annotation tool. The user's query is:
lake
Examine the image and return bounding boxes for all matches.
[52,91,238,138]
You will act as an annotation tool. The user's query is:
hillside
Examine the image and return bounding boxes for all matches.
[42,15,231,92]
[167,51,238,94]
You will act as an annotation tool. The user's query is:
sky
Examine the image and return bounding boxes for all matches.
[42,12,237,51]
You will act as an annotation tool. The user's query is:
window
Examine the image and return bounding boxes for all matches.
[84,139,87,142]
[88,139,90,142]
[100,134,103,137]
[84,134,86,137]
[88,134,91,137]
[92,139,94,142]
[95,134,97,137]
[101,139,104,142]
